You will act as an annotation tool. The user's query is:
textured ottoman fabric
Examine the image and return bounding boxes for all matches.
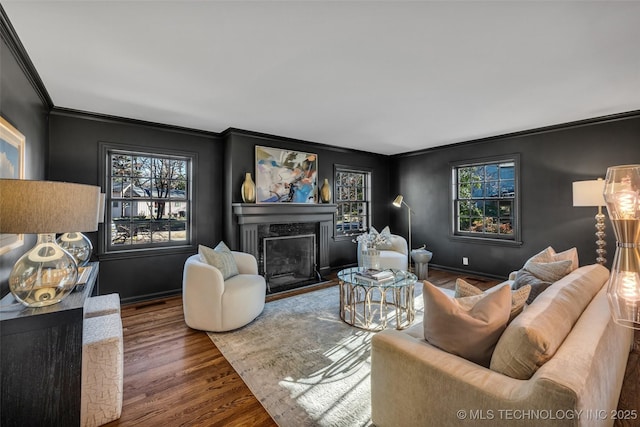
[84,293,121,318]
[81,313,123,427]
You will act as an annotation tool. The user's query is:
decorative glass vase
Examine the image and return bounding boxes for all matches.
[320,178,332,203]
[9,233,78,307]
[361,246,381,270]
[241,172,256,203]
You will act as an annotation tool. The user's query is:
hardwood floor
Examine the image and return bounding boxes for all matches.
[105,269,639,427]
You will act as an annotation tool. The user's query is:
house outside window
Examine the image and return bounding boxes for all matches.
[334,166,371,238]
[451,155,520,243]
[104,146,193,252]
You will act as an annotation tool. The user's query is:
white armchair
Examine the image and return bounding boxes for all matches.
[358,234,408,271]
[182,251,266,332]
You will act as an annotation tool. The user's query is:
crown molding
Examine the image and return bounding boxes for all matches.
[394,109,640,158]
[0,4,53,109]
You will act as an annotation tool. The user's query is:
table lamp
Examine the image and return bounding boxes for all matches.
[0,179,100,307]
[56,193,105,266]
[572,178,606,265]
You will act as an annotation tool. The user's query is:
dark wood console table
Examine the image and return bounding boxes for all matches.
[0,262,99,426]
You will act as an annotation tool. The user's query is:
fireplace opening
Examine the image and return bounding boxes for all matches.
[263,233,318,293]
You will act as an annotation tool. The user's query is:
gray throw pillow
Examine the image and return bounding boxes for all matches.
[199,242,239,280]
[512,269,552,304]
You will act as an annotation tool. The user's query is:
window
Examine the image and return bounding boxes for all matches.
[104,146,192,252]
[451,155,520,243]
[334,166,371,237]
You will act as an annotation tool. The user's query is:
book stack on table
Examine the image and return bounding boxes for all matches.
[354,269,396,284]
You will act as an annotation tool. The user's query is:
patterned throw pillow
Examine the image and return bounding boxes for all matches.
[454,278,531,322]
[377,226,394,250]
[199,242,239,280]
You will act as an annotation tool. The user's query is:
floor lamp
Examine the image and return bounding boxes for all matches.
[392,195,413,272]
[603,165,640,330]
[572,178,607,265]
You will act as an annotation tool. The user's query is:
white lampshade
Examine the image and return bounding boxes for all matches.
[572,179,605,207]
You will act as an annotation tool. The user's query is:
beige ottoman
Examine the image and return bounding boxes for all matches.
[81,313,123,427]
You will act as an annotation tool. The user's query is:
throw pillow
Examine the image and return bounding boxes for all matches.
[523,259,573,283]
[199,242,239,280]
[454,278,531,322]
[512,269,552,304]
[422,280,512,367]
[374,226,394,250]
[550,247,579,271]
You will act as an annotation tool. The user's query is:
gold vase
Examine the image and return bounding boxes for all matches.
[320,178,331,203]
[241,172,256,203]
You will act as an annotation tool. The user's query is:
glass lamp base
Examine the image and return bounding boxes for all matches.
[9,233,78,307]
[57,232,93,267]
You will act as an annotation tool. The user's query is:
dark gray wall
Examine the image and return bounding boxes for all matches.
[391,113,640,279]
[47,111,223,302]
[0,26,50,298]
[222,130,391,269]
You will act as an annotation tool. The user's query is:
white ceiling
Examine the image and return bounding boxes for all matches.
[3,1,639,155]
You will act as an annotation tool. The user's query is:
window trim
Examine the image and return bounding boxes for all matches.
[98,141,197,256]
[333,164,373,241]
[449,154,522,246]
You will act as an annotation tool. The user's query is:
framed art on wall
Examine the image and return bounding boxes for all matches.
[255,145,318,203]
[0,116,25,254]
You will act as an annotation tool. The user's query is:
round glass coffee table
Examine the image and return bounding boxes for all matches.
[338,267,417,331]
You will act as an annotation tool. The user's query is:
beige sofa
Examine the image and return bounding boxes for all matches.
[371,264,634,427]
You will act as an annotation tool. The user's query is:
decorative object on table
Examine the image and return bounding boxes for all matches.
[255,145,317,203]
[354,268,395,284]
[0,179,100,307]
[573,178,607,264]
[353,227,390,270]
[241,172,256,203]
[0,117,25,255]
[603,164,640,330]
[57,232,93,266]
[320,178,332,203]
[392,194,414,271]
[410,245,433,280]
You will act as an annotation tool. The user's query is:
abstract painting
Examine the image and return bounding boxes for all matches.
[0,117,25,254]
[255,146,318,203]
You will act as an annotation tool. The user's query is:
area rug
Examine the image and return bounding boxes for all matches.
[208,283,425,427]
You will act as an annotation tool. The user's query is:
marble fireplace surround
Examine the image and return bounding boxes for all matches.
[232,203,337,282]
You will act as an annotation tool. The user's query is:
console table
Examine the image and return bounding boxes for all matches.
[0,262,99,426]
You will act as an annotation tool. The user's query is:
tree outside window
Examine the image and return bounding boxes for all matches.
[452,156,520,242]
[106,148,192,251]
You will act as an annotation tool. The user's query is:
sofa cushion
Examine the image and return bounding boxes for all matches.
[423,280,511,367]
[454,278,530,322]
[199,242,239,280]
[490,264,609,379]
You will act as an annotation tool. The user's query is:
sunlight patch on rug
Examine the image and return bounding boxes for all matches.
[208,284,424,427]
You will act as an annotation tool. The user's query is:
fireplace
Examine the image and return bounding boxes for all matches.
[263,233,317,292]
[233,203,336,293]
